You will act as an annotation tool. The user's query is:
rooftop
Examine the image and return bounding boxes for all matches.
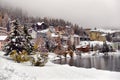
[0,36,7,40]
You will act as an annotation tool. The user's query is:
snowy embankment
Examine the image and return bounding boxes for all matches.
[0,51,120,80]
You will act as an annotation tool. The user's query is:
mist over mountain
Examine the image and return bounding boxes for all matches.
[0,0,120,29]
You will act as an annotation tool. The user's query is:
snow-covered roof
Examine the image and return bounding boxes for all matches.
[88,41,112,47]
[63,45,68,48]
[76,41,113,48]
[76,41,89,48]
[0,36,7,41]
[73,34,80,37]
[37,22,44,26]
[37,29,49,33]
[91,29,115,34]
[51,33,59,37]
[101,34,107,36]
[66,26,71,28]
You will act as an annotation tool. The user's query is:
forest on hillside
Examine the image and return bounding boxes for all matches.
[0,5,84,35]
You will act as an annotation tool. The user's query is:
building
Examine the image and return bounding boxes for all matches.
[111,31,120,50]
[90,30,106,41]
[36,22,49,31]
[65,26,74,35]
[70,34,80,46]
[0,36,7,50]
[77,28,90,41]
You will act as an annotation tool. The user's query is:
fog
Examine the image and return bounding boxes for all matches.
[0,0,120,29]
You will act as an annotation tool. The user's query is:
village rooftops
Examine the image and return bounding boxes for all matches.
[90,28,115,34]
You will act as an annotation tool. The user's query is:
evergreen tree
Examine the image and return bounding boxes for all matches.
[102,41,109,53]
[91,44,94,51]
[4,19,33,56]
[23,25,33,54]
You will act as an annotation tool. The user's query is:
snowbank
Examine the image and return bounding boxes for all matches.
[0,51,120,80]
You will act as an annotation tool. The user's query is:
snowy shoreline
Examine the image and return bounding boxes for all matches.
[0,51,120,80]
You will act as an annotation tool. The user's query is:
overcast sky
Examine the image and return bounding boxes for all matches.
[0,0,120,29]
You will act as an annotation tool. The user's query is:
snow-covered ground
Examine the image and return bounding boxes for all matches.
[0,51,120,80]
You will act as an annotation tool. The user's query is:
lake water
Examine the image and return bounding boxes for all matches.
[52,54,120,72]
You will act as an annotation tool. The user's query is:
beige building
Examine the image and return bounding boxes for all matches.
[90,30,106,41]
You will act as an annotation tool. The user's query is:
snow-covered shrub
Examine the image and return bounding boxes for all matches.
[30,52,48,66]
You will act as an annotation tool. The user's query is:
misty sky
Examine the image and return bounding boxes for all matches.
[0,0,120,29]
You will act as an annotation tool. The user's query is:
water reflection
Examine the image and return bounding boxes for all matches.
[52,55,120,72]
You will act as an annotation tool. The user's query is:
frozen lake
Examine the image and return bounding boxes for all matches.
[52,54,120,72]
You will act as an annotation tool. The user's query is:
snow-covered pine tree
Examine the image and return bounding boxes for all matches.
[22,25,33,54]
[102,41,109,55]
[4,19,23,56]
[4,19,33,56]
